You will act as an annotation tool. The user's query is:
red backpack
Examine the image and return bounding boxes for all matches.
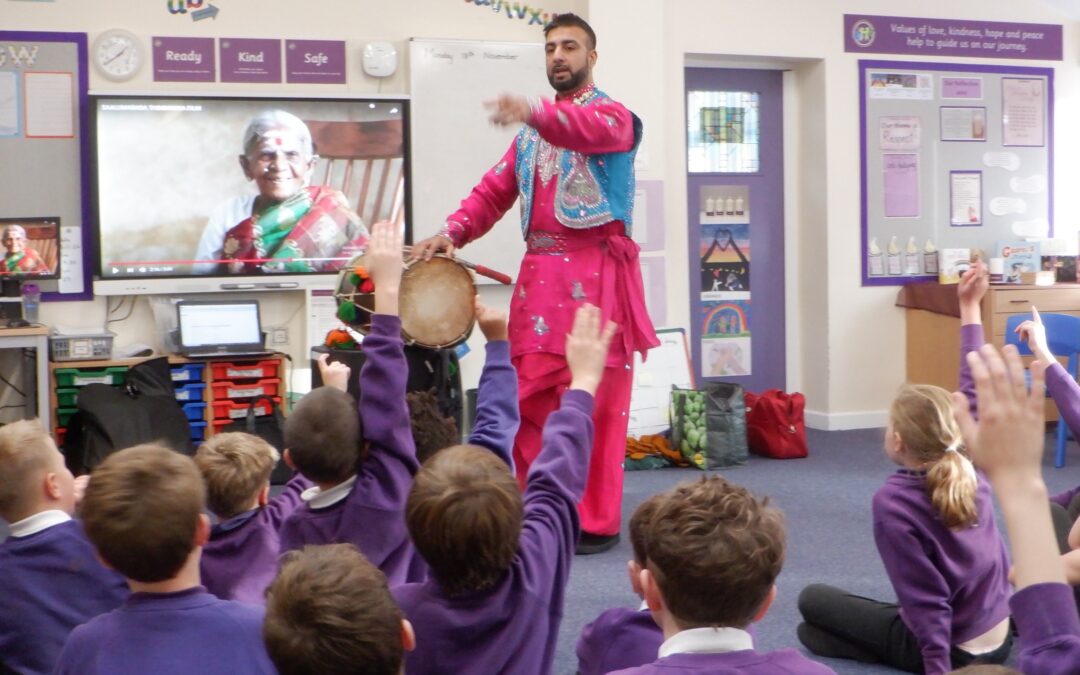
[744,389,808,459]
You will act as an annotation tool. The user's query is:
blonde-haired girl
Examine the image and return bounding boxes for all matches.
[797,260,1012,675]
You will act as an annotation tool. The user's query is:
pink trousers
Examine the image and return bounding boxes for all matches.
[512,354,633,536]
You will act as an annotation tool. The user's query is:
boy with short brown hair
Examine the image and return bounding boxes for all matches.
[393,303,615,675]
[576,491,668,675]
[54,443,275,674]
[277,221,427,586]
[610,476,834,674]
[263,543,414,674]
[195,431,311,604]
[0,419,127,675]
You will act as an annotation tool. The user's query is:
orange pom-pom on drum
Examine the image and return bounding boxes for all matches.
[334,252,477,349]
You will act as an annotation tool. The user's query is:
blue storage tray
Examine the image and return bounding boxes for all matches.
[189,421,207,443]
[174,382,206,402]
[181,401,207,422]
[171,363,206,383]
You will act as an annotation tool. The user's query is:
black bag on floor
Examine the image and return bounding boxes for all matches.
[63,357,191,474]
[218,395,292,485]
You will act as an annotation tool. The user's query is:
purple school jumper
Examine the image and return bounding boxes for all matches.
[278,314,423,585]
[1011,582,1080,674]
[54,586,275,674]
[608,649,835,674]
[577,606,664,675]
[465,339,520,468]
[0,519,128,675]
[871,322,1012,675]
[200,472,312,605]
[1036,360,1080,507]
[393,389,595,675]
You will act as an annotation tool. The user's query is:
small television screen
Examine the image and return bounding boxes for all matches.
[91,94,409,295]
[0,216,60,279]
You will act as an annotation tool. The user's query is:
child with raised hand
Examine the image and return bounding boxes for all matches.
[407,297,520,466]
[576,491,667,675]
[0,420,127,675]
[263,543,415,675]
[1015,308,1080,519]
[609,475,833,675]
[195,431,312,604]
[798,260,1013,675]
[393,303,616,675]
[950,344,1080,673]
[55,444,275,674]
[278,220,426,585]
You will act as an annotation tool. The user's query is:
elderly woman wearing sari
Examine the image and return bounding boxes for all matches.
[194,110,369,274]
[1,225,51,275]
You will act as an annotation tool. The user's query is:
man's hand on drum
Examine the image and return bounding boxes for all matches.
[317,353,351,392]
[409,234,455,262]
[475,298,508,342]
[369,220,404,317]
[566,303,618,397]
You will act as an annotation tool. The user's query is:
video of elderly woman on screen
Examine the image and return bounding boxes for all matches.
[92,95,408,279]
[0,217,60,278]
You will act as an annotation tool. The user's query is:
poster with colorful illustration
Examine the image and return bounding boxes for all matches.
[702,337,752,377]
[702,298,750,336]
[700,223,750,294]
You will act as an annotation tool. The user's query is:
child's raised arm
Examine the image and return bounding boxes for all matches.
[950,345,1059,588]
[467,299,519,468]
[566,304,617,396]
[367,220,404,317]
[316,353,351,392]
[956,260,988,418]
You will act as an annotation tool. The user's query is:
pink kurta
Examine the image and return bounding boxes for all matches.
[444,85,658,535]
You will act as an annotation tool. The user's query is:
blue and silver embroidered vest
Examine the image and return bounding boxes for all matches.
[514,87,643,236]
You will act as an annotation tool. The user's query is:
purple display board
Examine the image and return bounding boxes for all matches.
[220,38,281,84]
[845,15,1062,61]
[153,36,215,82]
[0,31,93,301]
[859,60,1054,287]
[285,39,345,84]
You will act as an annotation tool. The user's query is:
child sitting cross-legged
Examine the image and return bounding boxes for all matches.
[263,543,415,675]
[393,303,616,675]
[195,431,312,604]
[54,443,275,674]
[0,419,128,675]
[576,491,668,675]
[609,475,835,674]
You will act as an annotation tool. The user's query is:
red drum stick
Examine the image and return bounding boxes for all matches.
[401,246,513,285]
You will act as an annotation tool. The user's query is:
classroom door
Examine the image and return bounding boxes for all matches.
[685,67,785,392]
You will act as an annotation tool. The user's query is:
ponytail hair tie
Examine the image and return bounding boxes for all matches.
[944,441,962,454]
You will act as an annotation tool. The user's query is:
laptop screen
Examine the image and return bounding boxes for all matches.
[177,300,263,351]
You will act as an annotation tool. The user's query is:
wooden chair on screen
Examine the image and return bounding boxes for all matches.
[305,119,406,228]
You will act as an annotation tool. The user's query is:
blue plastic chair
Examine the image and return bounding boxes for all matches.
[1005,313,1080,468]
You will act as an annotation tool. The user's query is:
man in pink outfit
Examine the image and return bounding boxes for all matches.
[412,13,657,553]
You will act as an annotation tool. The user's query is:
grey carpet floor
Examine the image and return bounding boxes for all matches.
[553,427,1080,675]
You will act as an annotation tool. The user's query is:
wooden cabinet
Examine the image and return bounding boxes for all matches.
[904,283,1080,421]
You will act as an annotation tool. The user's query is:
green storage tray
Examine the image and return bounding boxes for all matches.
[54,366,128,388]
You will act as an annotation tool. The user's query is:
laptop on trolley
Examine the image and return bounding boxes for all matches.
[176,300,271,358]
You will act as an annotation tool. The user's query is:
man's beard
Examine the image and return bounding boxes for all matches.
[548,64,588,92]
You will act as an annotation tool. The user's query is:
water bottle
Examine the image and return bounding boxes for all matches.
[21,283,40,323]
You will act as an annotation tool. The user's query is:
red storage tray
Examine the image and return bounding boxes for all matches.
[209,360,279,381]
[210,378,280,401]
[212,396,281,421]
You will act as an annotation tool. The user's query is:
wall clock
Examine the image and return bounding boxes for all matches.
[92,29,144,82]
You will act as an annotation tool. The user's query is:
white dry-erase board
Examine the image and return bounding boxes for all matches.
[627,328,694,438]
[408,37,549,282]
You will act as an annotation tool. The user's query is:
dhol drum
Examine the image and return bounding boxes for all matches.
[334,252,477,349]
